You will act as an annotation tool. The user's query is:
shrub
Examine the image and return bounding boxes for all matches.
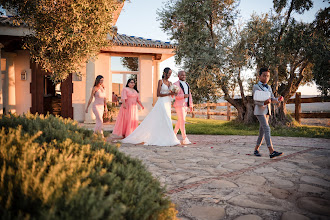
[0,113,94,145]
[0,113,177,219]
[104,101,119,123]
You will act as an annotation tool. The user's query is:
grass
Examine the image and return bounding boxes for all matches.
[172,116,330,139]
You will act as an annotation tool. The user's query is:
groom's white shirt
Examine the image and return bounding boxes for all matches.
[179,80,189,103]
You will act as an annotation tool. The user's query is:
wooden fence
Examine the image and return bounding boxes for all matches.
[172,92,330,122]
[172,102,234,121]
[287,92,330,123]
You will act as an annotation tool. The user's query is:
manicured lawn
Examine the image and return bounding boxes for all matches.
[172,116,330,139]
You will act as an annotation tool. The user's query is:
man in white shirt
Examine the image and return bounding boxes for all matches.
[253,67,284,158]
[173,71,193,145]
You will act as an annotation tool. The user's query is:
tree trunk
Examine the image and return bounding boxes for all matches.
[270,102,292,126]
[229,97,293,126]
[221,69,257,124]
[243,97,255,124]
[271,62,308,126]
[227,96,257,124]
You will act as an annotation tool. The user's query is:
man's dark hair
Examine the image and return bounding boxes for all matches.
[259,67,270,76]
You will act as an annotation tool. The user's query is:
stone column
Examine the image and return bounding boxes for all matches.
[108,55,112,102]
[153,60,160,105]
[0,43,3,114]
[84,60,96,123]
[139,55,153,119]
[5,52,17,114]
[123,73,127,87]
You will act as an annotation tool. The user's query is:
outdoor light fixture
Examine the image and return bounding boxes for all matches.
[21,70,27,80]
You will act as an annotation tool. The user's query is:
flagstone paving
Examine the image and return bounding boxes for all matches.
[116,135,330,220]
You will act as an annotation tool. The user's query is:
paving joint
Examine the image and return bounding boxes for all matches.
[167,147,320,194]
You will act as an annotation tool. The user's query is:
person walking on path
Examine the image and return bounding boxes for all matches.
[85,75,107,135]
[112,92,119,106]
[173,70,193,145]
[253,67,284,158]
[121,67,180,146]
[112,79,144,138]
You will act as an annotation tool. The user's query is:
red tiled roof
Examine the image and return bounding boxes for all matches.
[0,16,26,27]
[113,34,176,49]
[0,17,176,49]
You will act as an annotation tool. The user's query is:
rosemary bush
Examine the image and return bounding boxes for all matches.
[0,113,177,219]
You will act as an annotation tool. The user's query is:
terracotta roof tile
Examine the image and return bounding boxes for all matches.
[0,17,176,49]
[113,34,176,49]
[0,16,27,27]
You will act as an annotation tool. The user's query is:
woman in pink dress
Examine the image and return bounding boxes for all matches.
[112,79,144,138]
[85,75,107,135]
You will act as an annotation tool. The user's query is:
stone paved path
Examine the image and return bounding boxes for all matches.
[116,135,330,220]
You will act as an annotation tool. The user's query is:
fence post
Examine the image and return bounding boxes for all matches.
[227,102,231,121]
[192,110,195,118]
[207,103,210,119]
[295,92,301,123]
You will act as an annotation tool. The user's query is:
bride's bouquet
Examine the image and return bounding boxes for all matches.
[169,84,179,94]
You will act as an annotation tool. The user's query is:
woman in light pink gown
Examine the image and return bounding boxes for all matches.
[112,79,144,138]
[85,75,107,135]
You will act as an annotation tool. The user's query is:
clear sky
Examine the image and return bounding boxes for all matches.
[116,0,328,95]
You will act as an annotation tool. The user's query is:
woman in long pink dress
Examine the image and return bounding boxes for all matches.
[85,75,107,135]
[112,79,144,138]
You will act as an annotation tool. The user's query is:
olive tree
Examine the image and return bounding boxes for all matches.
[0,0,124,81]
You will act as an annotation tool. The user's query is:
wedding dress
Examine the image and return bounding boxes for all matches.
[122,81,180,146]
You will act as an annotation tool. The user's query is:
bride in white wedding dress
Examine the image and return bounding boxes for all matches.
[122,67,180,146]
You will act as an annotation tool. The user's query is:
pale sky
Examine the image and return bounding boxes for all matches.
[116,0,329,95]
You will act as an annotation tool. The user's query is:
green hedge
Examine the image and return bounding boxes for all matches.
[0,113,177,219]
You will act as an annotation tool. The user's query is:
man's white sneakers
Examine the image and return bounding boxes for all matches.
[182,137,191,145]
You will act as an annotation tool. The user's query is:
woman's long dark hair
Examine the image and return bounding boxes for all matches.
[94,75,104,87]
[162,67,171,79]
[126,79,139,93]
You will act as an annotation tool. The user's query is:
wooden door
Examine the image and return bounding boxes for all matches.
[30,61,45,114]
[61,73,73,119]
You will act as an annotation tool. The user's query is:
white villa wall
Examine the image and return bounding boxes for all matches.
[138,55,153,118]
[95,53,111,101]
[107,54,112,104]
[0,26,32,37]
[72,63,86,122]
[14,50,31,114]
[0,47,171,122]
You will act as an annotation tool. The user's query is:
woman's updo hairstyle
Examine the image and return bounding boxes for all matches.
[162,67,171,79]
